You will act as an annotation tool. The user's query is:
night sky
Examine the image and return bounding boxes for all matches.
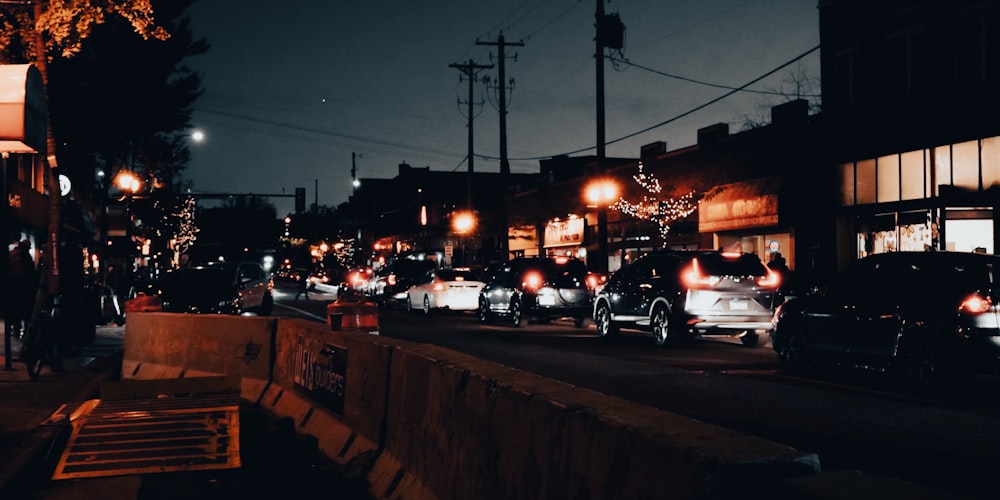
[183,0,819,216]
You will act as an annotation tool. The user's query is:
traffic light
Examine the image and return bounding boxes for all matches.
[294,187,306,213]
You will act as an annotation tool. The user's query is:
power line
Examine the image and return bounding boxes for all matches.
[608,56,820,98]
[481,44,821,162]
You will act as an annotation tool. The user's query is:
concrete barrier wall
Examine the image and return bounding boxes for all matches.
[369,343,820,500]
[123,312,275,383]
[121,313,943,499]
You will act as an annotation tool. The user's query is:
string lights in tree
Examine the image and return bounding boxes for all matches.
[610,162,699,242]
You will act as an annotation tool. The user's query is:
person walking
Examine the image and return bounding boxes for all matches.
[295,271,310,300]
[6,240,37,339]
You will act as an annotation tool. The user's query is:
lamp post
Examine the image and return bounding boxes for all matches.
[584,178,619,273]
[114,170,142,296]
[452,210,477,267]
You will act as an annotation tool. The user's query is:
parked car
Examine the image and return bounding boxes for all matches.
[368,257,437,308]
[771,251,1000,390]
[405,268,486,314]
[478,256,592,327]
[158,261,274,316]
[592,250,780,347]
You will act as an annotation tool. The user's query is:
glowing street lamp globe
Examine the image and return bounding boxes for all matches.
[452,211,477,235]
[585,178,619,207]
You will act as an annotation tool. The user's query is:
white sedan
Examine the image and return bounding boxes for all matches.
[405,268,486,314]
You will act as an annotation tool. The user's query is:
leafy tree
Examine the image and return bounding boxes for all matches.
[0,0,177,295]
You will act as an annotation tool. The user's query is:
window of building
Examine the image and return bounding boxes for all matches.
[837,162,855,206]
[900,149,927,199]
[982,136,1000,188]
[877,153,900,202]
[934,145,952,195]
[856,158,876,204]
[952,140,980,190]
[945,210,993,253]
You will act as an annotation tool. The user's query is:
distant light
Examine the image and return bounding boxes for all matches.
[352,178,361,188]
[191,130,205,143]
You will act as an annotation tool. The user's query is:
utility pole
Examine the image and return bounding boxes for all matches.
[477,33,523,176]
[449,59,493,209]
[351,152,360,195]
[477,33,523,263]
[593,1,625,274]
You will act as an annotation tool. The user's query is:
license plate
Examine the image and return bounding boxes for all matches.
[729,299,748,311]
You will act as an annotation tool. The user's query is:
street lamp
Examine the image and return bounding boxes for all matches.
[114,170,143,296]
[452,210,477,267]
[584,178,619,273]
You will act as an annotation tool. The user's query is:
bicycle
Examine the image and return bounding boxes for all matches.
[20,293,63,381]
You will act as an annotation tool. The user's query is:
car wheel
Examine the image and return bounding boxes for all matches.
[422,295,431,315]
[775,318,807,373]
[509,299,524,328]
[894,338,941,394]
[650,305,674,346]
[406,296,415,314]
[740,330,765,348]
[595,303,619,338]
[478,297,491,324]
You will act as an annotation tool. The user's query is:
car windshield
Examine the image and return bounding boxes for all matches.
[694,253,768,277]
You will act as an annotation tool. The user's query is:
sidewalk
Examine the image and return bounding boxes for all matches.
[0,320,124,497]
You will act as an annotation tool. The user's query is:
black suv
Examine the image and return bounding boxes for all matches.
[478,256,592,327]
[771,251,1000,389]
[368,257,437,308]
[593,250,780,347]
[158,261,274,316]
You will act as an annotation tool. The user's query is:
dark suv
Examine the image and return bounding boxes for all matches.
[771,251,1000,389]
[592,250,780,347]
[478,256,592,327]
[158,261,274,316]
[368,257,437,308]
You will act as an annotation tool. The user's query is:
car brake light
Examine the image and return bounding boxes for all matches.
[433,283,445,291]
[681,260,720,288]
[388,274,397,286]
[523,271,543,290]
[960,293,992,314]
[757,270,781,289]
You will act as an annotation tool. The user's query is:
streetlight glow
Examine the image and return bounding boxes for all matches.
[585,178,619,207]
[452,210,476,234]
[191,129,205,143]
[115,171,142,194]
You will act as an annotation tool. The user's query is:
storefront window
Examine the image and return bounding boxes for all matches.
[945,216,993,253]
[982,136,1000,189]
[899,150,927,200]
[934,145,952,195]
[877,153,900,202]
[836,162,855,206]
[856,158,876,204]
[952,140,979,190]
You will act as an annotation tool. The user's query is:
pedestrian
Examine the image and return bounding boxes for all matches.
[295,271,310,300]
[6,240,37,338]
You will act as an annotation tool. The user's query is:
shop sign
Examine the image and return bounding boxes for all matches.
[293,339,347,417]
[700,178,781,232]
[544,217,584,248]
[508,224,537,252]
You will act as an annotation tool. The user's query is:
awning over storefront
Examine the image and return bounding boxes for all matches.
[8,178,48,229]
[0,64,46,153]
[699,176,783,232]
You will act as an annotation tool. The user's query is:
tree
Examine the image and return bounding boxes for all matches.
[0,0,174,298]
[610,162,699,243]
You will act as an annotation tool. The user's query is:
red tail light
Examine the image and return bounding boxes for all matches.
[681,260,720,288]
[387,274,397,286]
[960,293,992,313]
[757,270,781,289]
[523,271,543,290]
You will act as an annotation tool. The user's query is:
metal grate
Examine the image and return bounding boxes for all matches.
[52,393,241,480]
